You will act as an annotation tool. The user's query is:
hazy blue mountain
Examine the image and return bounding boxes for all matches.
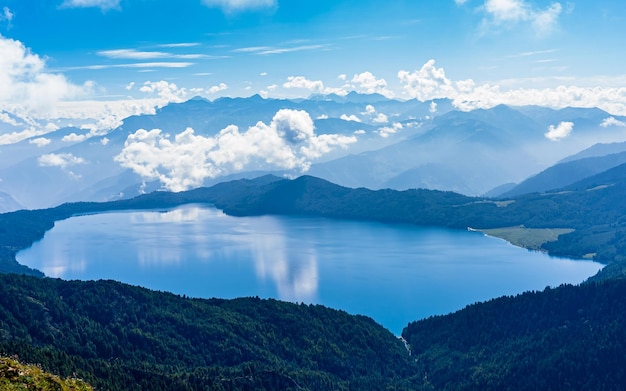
[308,106,547,195]
[0,126,88,170]
[1,95,625,208]
[0,191,22,213]
[559,141,626,163]
[500,151,626,197]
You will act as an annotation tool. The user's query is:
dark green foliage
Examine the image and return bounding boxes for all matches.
[402,279,626,390]
[0,274,414,390]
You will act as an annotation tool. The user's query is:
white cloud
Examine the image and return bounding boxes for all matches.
[429,101,438,114]
[29,137,51,147]
[207,83,228,94]
[202,0,276,12]
[354,129,366,135]
[97,49,208,60]
[482,0,563,35]
[100,137,110,146]
[1,7,13,27]
[60,0,121,11]
[0,35,92,118]
[0,112,19,126]
[373,113,389,123]
[362,104,388,123]
[398,59,626,116]
[398,59,456,101]
[0,128,46,145]
[455,0,469,4]
[125,82,135,91]
[377,122,403,138]
[38,153,86,168]
[340,114,361,122]
[140,80,189,103]
[601,117,626,128]
[350,72,394,98]
[115,109,356,192]
[545,121,574,141]
[283,76,324,93]
[62,132,89,143]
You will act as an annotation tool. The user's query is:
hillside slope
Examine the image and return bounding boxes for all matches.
[0,274,414,391]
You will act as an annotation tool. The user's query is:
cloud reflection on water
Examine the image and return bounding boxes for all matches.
[130,206,320,302]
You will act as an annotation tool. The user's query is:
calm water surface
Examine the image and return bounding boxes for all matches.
[17,204,603,334]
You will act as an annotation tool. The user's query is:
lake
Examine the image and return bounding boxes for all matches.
[17,204,603,334]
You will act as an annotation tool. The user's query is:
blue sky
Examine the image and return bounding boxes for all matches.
[0,0,625,132]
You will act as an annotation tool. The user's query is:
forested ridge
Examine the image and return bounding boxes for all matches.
[402,279,626,390]
[0,274,415,390]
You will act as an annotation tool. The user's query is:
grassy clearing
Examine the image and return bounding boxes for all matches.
[478,226,575,251]
[0,356,92,391]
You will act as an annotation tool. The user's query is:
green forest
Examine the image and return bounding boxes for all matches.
[1,168,626,389]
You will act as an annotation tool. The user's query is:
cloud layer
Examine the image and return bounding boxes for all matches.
[115,109,357,191]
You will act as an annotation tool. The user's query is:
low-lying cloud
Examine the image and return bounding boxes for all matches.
[115,109,357,192]
[545,121,574,141]
[38,152,86,168]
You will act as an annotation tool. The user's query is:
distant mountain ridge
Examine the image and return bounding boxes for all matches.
[1,94,625,210]
[500,151,626,198]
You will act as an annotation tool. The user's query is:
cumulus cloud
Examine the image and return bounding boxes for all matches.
[140,80,189,103]
[481,0,563,35]
[0,35,92,118]
[398,59,456,101]
[29,137,51,147]
[115,109,357,191]
[61,132,89,143]
[283,76,350,96]
[340,114,361,122]
[362,104,388,123]
[283,76,324,93]
[60,0,121,11]
[378,122,403,138]
[351,72,394,98]
[398,59,626,115]
[545,121,574,141]
[201,0,276,12]
[373,113,389,123]
[601,117,626,128]
[207,83,228,94]
[38,153,86,168]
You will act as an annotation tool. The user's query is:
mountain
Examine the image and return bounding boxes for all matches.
[402,278,626,390]
[559,140,626,163]
[0,191,22,213]
[500,151,626,197]
[1,96,625,208]
[0,273,415,391]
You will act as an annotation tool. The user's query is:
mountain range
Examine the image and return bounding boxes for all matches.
[1,94,626,210]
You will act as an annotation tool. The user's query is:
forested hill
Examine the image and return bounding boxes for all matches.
[402,278,626,390]
[2,168,626,277]
[0,273,415,391]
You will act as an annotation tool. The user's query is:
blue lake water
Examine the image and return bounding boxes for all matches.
[17,204,603,334]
